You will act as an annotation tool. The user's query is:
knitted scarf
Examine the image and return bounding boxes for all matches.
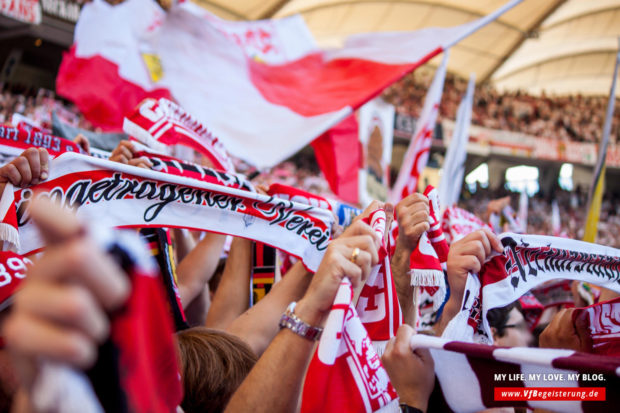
[301,209,399,413]
[12,152,334,272]
[123,98,234,173]
[573,296,620,356]
[443,233,620,344]
[31,227,182,413]
[411,334,620,413]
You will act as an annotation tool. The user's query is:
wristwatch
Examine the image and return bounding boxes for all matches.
[278,302,323,341]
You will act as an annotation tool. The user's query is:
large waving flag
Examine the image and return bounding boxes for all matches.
[438,73,475,210]
[57,0,522,168]
[389,51,449,203]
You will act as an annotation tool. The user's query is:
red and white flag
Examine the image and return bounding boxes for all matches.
[390,52,449,203]
[437,73,475,210]
[57,0,522,168]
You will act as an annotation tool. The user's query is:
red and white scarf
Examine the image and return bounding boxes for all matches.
[0,125,83,158]
[443,233,620,344]
[131,141,254,191]
[0,251,32,311]
[441,205,490,245]
[411,333,620,413]
[357,209,402,345]
[415,187,450,329]
[32,226,182,413]
[301,277,398,413]
[123,98,234,172]
[573,296,620,356]
[12,152,333,272]
[302,208,399,413]
[0,126,85,250]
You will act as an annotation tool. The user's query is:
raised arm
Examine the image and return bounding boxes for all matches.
[391,193,430,325]
[226,261,312,356]
[175,232,227,308]
[224,219,380,413]
[205,237,252,330]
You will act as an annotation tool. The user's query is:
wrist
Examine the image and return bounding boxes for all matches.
[395,237,415,255]
[293,299,326,328]
[399,394,428,413]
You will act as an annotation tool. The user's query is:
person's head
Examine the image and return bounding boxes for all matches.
[176,327,257,413]
[487,302,533,347]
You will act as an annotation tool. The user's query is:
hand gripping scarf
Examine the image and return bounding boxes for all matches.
[123,98,234,173]
[443,233,620,344]
[410,186,448,329]
[301,209,399,413]
[31,227,182,413]
[131,141,253,191]
[573,296,620,357]
[0,126,84,250]
[356,209,402,346]
[12,152,334,272]
[410,334,620,413]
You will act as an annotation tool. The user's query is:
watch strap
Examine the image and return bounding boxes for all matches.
[279,302,323,341]
[399,404,423,413]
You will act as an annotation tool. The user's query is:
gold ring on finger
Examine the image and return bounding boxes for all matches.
[350,247,360,264]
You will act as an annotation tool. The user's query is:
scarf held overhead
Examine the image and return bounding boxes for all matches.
[443,233,620,344]
[13,152,334,272]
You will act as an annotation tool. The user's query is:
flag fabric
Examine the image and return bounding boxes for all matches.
[442,233,620,344]
[57,0,521,169]
[358,98,395,206]
[12,152,334,272]
[411,334,620,413]
[552,200,562,236]
[518,190,528,233]
[311,114,360,204]
[390,52,449,203]
[583,41,620,242]
[438,73,474,210]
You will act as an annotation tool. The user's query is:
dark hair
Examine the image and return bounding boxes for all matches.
[177,327,257,413]
[486,301,520,338]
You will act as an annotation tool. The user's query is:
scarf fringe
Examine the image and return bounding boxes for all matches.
[0,223,19,252]
[409,269,444,286]
[122,118,168,153]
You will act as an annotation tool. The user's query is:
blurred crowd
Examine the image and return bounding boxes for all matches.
[383,71,620,144]
[460,187,620,248]
[0,87,92,130]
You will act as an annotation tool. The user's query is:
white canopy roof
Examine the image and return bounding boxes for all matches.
[192,0,620,96]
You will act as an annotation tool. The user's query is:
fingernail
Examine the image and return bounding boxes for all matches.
[40,171,48,180]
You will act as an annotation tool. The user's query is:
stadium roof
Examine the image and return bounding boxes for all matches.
[192,0,620,97]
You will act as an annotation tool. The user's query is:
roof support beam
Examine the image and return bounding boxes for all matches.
[482,0,567,83]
